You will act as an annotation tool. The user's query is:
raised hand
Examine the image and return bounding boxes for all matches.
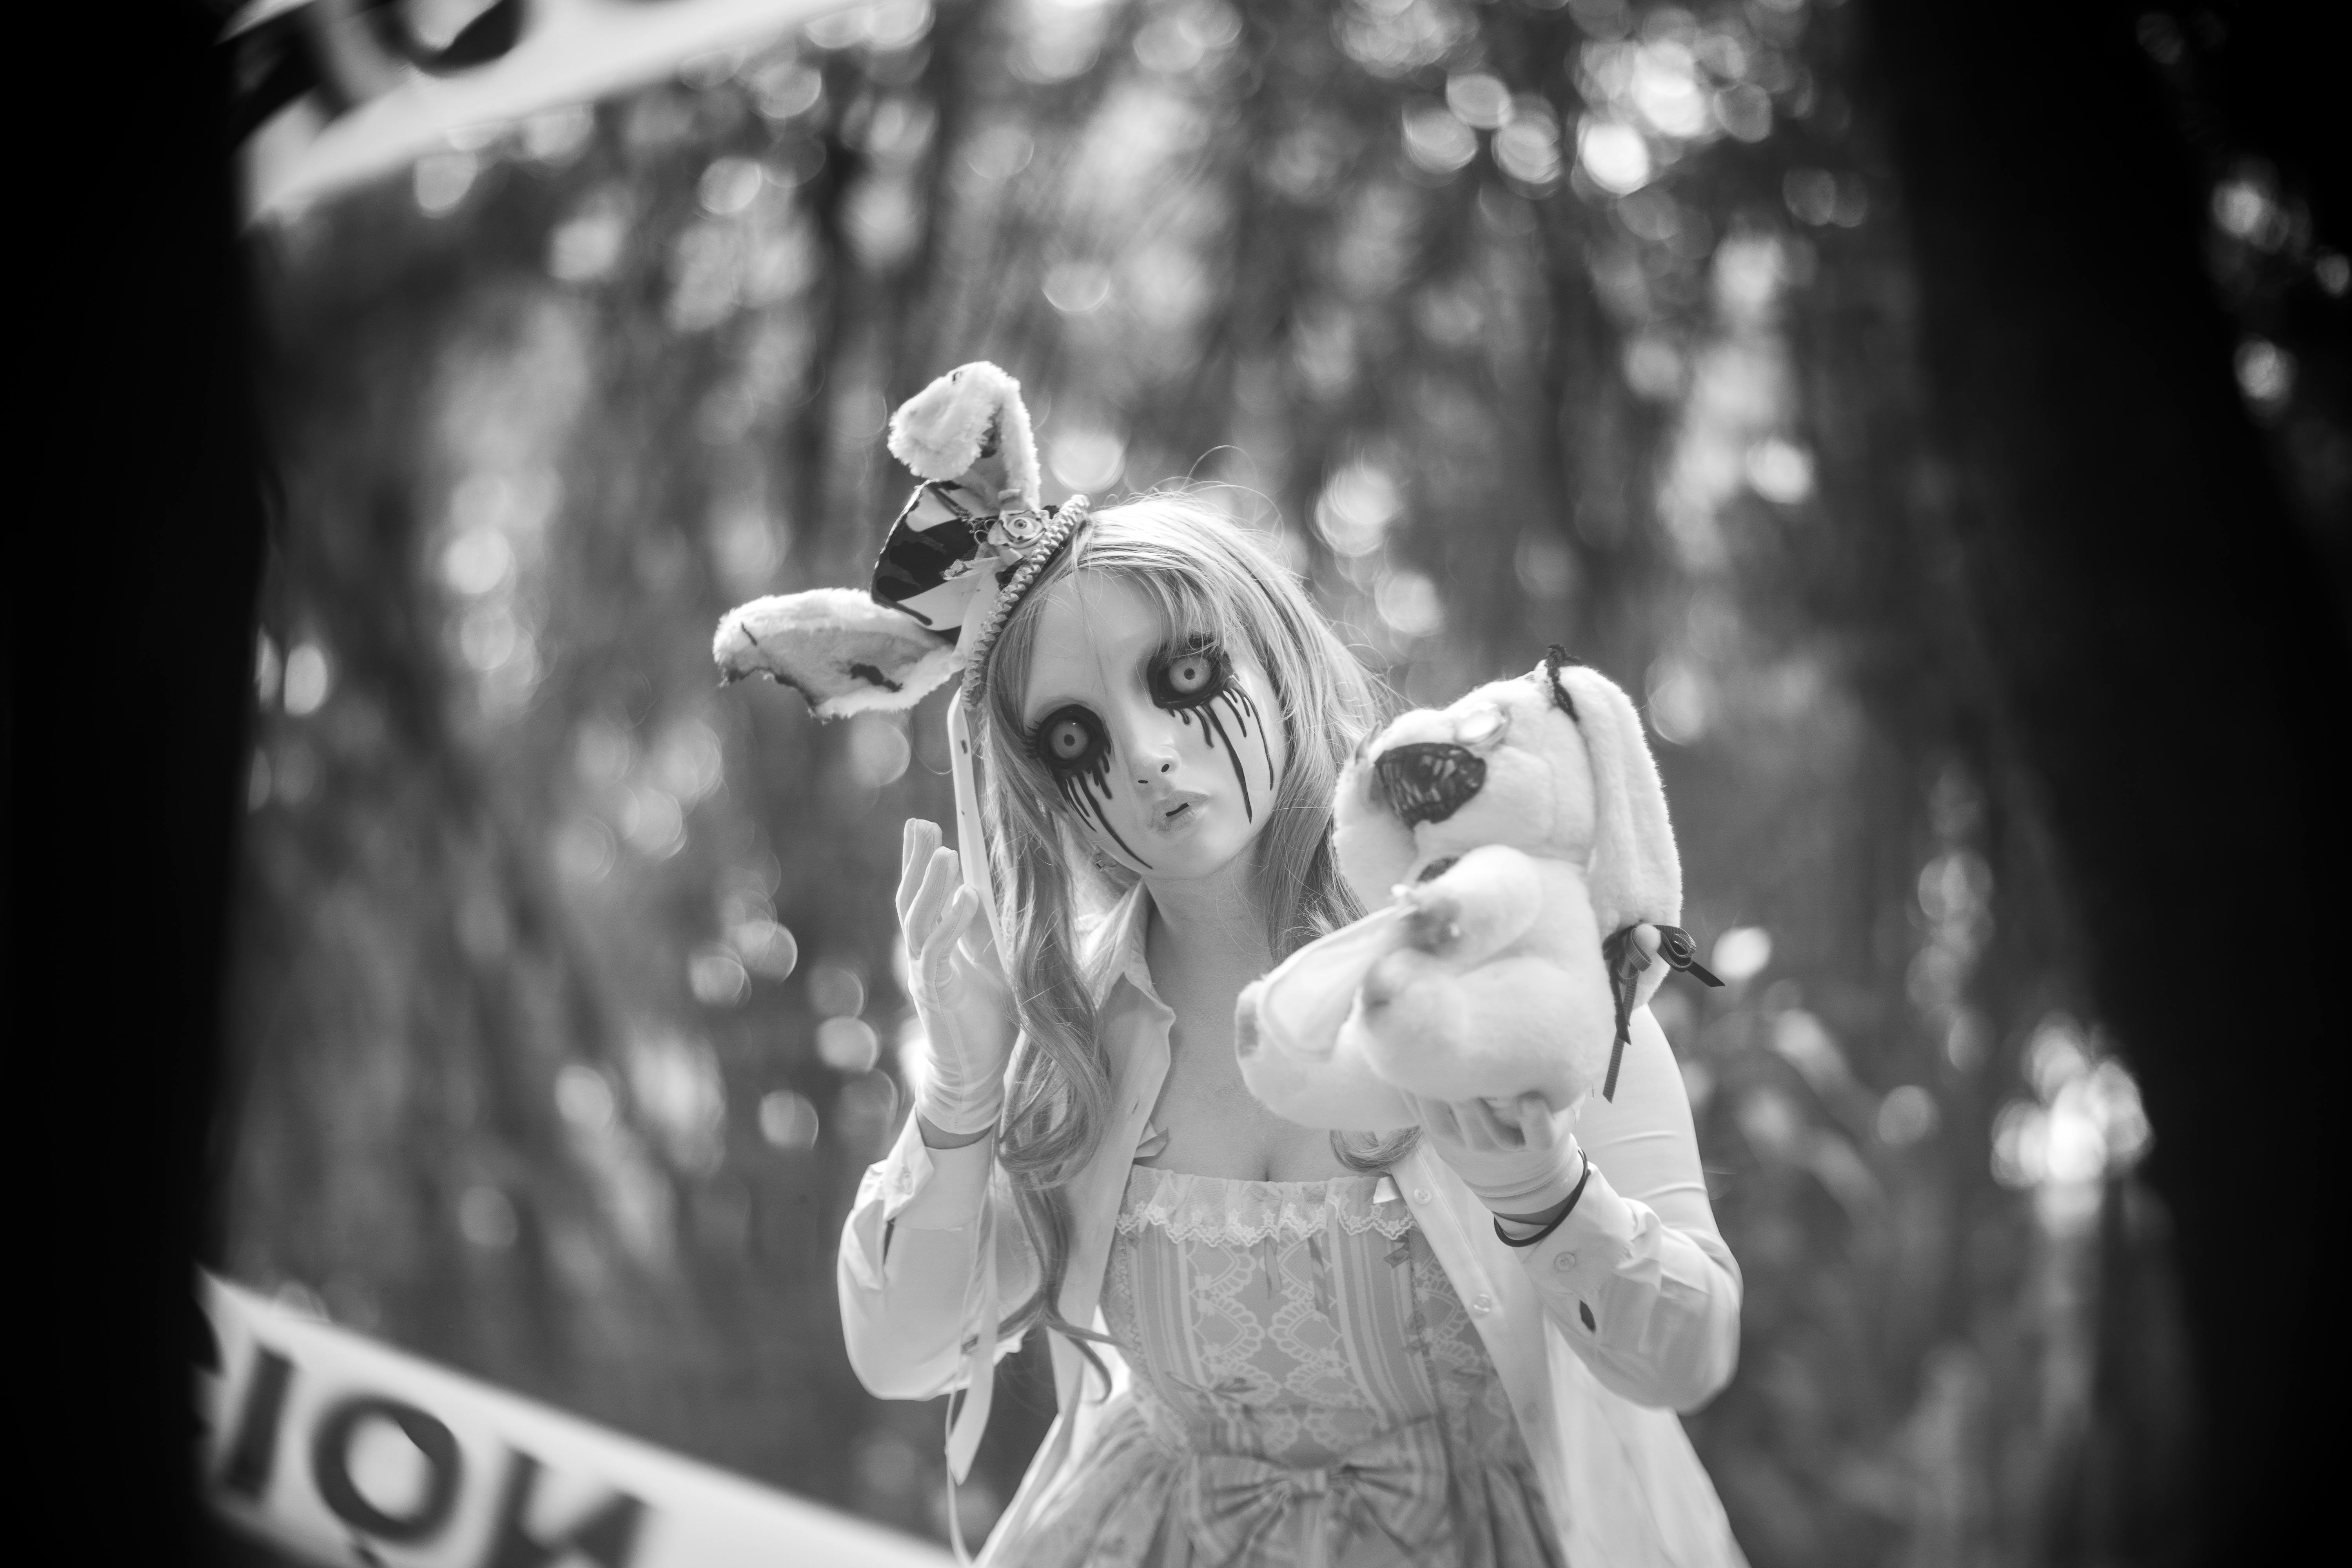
[1408,1090,1586,1223]
[896,818,1017,1143]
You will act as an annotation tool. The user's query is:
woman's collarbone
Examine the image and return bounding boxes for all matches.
[1135,1099,1351,1183]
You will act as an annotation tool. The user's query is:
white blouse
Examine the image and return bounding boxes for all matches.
[837,885,1750,1568]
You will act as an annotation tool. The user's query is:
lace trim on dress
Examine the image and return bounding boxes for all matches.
[1117,1164,1416,1244]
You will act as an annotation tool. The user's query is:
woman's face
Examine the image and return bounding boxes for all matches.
[1017,572,1288,881]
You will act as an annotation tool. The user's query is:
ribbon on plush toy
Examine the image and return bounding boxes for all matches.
[1600,924,1722,1100]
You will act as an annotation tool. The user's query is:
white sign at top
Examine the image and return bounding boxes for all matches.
[238,0,883,220]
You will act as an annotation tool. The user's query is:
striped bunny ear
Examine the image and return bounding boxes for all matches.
[711,361,1080,719]
[713,587,958,718]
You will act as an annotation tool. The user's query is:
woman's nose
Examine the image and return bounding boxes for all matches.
[1115,708,1183,786]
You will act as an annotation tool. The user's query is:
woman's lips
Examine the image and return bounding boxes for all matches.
[1148,793,1209,834]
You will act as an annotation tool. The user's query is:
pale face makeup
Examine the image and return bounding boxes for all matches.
[1017,572,1287,883]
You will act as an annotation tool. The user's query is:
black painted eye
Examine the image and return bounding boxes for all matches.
[1029,706,1103,773]
[1152,642,1229,708]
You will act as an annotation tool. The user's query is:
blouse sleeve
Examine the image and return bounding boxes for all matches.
[837,1109,1039,1402]
[1513,1004,1742,1412]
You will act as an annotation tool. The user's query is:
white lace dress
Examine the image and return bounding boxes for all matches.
[991,1163,1565,1568]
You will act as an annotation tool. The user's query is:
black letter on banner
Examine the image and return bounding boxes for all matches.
[479,1451,648,1568]
[311,1395,463,1543]
[219,1346,293,1500]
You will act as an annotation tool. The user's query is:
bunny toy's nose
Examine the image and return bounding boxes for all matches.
[1372,743,1486,828]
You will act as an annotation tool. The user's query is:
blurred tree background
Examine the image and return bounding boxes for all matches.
[219,0,2344,1561]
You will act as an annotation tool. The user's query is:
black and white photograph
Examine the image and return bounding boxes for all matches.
[15,2,2345,1565]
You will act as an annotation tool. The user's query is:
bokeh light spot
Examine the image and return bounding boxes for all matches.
[964,124,1034,181]
[1513,531,1577,599]
[807,959,867,1020]
[1047,424,1125,488]
[751,58,824,122]
[521,105,595,167]
[817,1016,882,1074]
[414,152,480,216]
[689,945,751,1007]
[554,816,617,884]
[1446,73,1512,131]
[1315,462,1403,557]
[1710,926,1773,984]
[458,1185,518,1249]
[1374,569,1445,639]
[1577,121,1651,195]
[1876,1085,1938,1147]
[846,714,914,788]
[733,919,799,981]
[283,643,332,716]
[699,156,765,217]
[629,1032,726,1174]
[1401,104,1477,177]
[441,527,515,597]
[1713,83,1771,142]
[556,1063,617,1132]
[1645,656,1710,744]
[1495,118,1563,189]
[1744,438,1815,504]
[758,1089,821,1151]
[2235,339,2294,411]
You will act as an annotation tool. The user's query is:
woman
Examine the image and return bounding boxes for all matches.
[836,493,1745,1567]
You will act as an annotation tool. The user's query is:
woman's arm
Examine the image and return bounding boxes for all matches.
[839,817,1034,1399]
[1515,1005,1741,1412]
[837,1114,1038,1401]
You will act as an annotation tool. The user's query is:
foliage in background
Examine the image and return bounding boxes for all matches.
[226,0,2207,1560]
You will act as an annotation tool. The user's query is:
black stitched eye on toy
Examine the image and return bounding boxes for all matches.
[1029,706,1103,773]
[1151,642,1229,708]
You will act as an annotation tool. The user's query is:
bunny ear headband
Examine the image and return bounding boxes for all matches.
[712,363,1092,951]
[713,361,1088,714]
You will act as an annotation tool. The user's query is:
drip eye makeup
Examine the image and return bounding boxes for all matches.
[1149,640,1230,708]
[1026,702,1151,868]
[1030,706,1105,774]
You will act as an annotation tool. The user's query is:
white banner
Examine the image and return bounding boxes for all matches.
[236,0,871,218]
[199,1272,950,1568]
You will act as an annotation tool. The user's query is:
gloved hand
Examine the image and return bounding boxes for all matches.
[1408,1091,1586,1222]
[896,818,1017,1142]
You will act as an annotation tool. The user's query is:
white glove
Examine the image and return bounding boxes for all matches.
[895,818,1016,1141]
[1409,1091,1586,1221]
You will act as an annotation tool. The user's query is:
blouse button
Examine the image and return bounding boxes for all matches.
[1412,1188,1432,1203]
[1470,1294,1494,1315]
[1553,1252,1579,1272]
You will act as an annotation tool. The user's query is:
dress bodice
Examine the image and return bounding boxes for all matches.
[1106,1166,1519,1473]
[989,1164,1560,1567]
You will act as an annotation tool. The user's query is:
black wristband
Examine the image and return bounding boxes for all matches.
[1493,1154,1593,1250]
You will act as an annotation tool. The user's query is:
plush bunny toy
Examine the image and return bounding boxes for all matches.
[1235,649,1719,1130]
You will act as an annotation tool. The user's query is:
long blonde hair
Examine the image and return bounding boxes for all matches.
[975,491,1416,1358]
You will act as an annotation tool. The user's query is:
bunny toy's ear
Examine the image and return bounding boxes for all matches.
[1550,661,1682,943]
[1547,658,1700,1099]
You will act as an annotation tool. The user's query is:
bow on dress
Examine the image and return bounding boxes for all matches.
[1178,1419,1450,1568]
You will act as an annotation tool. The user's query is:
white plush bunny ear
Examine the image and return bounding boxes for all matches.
[886,361,1041,514]
[1548,658,1682,940]
[714,588,960,718]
